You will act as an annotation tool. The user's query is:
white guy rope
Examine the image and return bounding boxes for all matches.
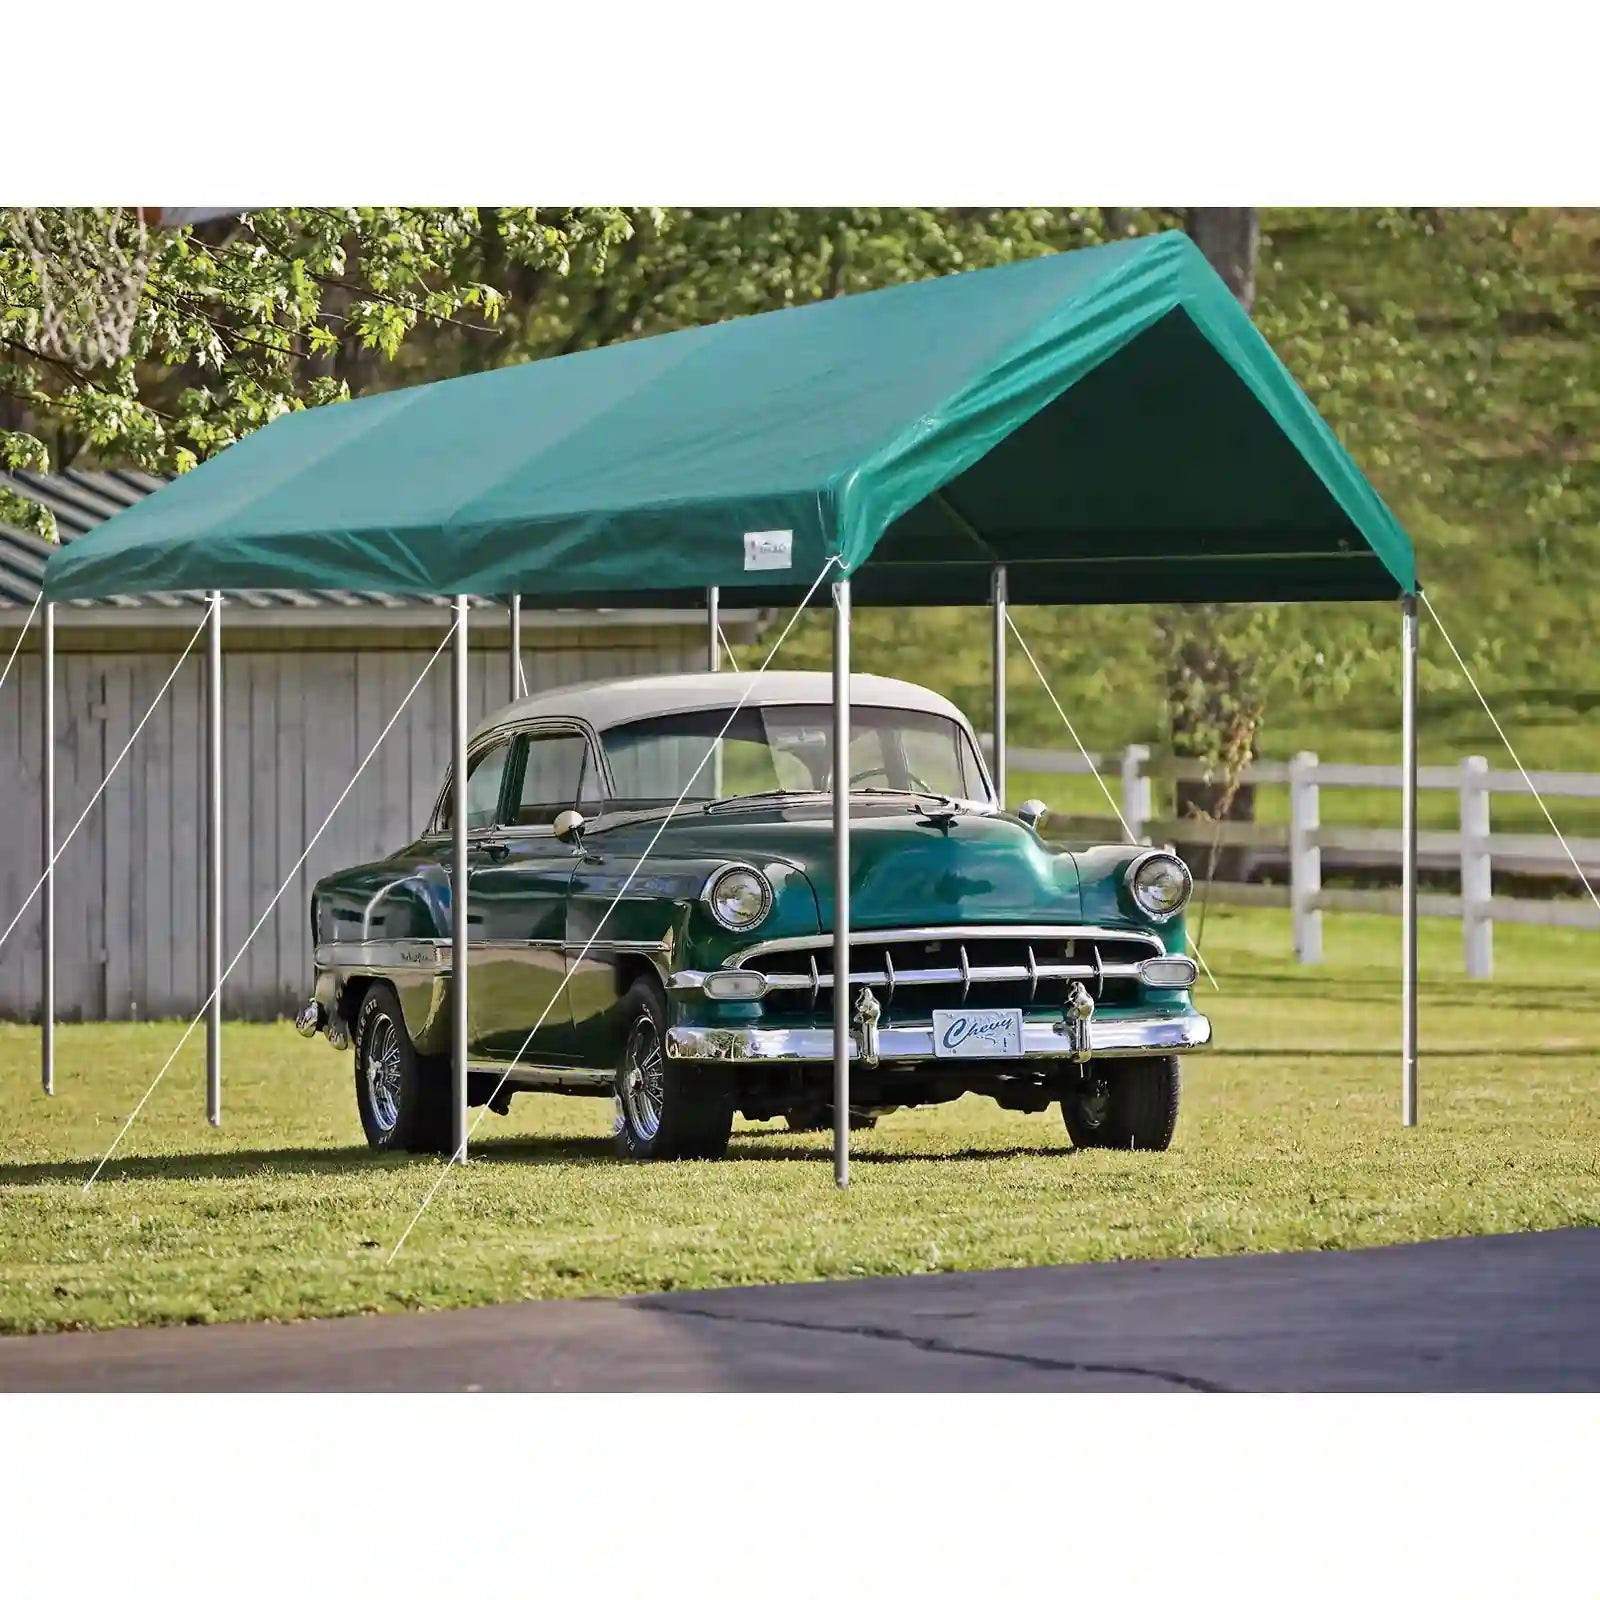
[1006,611,1220,991]
[0,591,43,695]
[717,620,741,672]
[0,601,213,962]
[1421,589,1600,916]
[83,622,456,1193]
[387,556,843,1262]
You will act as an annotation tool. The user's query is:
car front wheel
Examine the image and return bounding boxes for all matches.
[1061,1057,1180,1151]
[614,975,734,1160]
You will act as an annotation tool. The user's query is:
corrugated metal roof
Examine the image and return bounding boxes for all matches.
[0,468,469,615]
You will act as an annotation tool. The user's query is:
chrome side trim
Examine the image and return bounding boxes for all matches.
[315,938,450,973]
[665,1011,1212,1064]
[472,1062,613,1091]
[563,938,671,956]
[315,935,670,974]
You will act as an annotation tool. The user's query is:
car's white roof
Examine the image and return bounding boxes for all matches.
[473,670,974,742]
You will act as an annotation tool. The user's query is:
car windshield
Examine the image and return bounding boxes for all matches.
[600,704,991,808]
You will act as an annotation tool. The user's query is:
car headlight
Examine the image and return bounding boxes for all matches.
[702,865,773,931]
[1127,850,1192,922]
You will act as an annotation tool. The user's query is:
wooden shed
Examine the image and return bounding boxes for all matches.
[1,469,751,1021]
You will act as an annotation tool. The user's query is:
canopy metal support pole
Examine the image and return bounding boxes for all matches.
[452,596,470,1162]
[832,578,851,1189]
[206,592,223,1125]
[991,565,1007,808]
[1401,590,1419,1126]
[706,586,720,672]
[40,601,54,1096]
[508,594,524,699]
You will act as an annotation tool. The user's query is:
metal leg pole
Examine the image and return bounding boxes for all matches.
[832,579,851,1189]
[707,586,720,672]
[509,593,524,699]
[40,601,54,1095]
[991,565,1007,808]
[452,596,470,1162]
[206,592,223,1125]
[1401,590,1419,1126]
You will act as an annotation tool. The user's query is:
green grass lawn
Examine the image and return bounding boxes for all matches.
[2,904,1597,1336]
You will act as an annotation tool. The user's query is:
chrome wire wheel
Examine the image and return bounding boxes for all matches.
[365,1013,403,1134]
[620,1014,665,1142]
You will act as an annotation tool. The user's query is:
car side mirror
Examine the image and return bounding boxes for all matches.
[553,809,587,846]
[1018,798,1048,832]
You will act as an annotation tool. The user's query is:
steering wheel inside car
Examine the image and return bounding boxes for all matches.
[824,764,938,795]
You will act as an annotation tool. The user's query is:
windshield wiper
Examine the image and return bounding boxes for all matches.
[703,789,823,811]
[853,786,951,803]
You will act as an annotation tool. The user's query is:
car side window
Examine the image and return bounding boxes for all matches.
[511,730,599,827]
[437,738,514,832]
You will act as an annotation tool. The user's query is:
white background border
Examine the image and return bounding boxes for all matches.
[5,3,1598,1588]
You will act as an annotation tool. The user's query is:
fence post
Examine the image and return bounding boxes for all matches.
[1121,744,1151,843]
[1460,754,1493,979]
[1289,750,1322,964]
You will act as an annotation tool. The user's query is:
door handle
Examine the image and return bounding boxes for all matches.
[471,840,510,862]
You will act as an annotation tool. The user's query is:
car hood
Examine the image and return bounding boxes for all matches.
[609,799,1084,929]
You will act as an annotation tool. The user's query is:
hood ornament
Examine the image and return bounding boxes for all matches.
[914,797,962,834]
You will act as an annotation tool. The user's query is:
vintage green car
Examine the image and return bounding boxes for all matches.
[297,670,1211,1158]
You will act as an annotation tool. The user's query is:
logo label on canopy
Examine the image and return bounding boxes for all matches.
[743,530,793,571]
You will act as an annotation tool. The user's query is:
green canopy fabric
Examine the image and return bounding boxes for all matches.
[44,230,1415,607]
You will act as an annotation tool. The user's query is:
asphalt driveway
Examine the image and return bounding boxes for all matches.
[2,1228,1595,1391]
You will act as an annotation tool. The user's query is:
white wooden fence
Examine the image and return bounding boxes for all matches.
[995,742,1600,978]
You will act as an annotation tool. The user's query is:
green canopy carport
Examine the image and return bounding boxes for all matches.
[37,227,1423,1184]
[43,229,1413,608]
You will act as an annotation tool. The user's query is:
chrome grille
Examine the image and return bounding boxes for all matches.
[733,925,1164,1020]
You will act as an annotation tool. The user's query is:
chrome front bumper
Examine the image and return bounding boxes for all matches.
[665,1011,1211,1065]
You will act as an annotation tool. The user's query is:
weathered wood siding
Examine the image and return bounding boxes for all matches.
[0,632,702,1020]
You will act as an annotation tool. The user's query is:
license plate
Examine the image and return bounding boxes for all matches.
[932,1008,1023,1059]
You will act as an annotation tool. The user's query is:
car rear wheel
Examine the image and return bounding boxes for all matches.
[353,982,452,1154]
[614,975,734,1160]
[1061,1057,1181,1151]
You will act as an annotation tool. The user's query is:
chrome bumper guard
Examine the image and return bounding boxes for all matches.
[665,1009,1211,1066]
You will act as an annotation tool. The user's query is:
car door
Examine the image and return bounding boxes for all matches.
[467,721,600,1062]
[418,729,515,1028]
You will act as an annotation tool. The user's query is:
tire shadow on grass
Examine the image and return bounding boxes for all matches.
[0,1145,397,1187]
[1,1128,1083,1187]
